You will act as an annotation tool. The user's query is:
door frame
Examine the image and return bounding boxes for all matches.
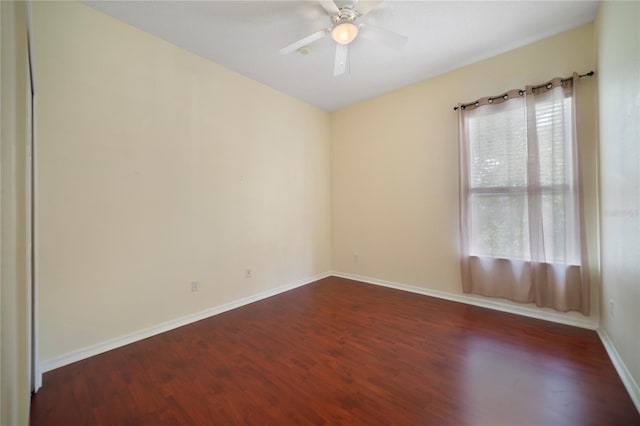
[25,0,41,392]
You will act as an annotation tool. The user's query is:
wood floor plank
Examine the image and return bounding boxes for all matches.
[30,277,640,425]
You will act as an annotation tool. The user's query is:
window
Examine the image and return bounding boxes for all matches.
[465,91,578,265]
[457,75,589,314]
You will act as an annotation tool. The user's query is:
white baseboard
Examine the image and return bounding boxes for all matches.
[597,328,640,413]
[331,271,598,330]
[34,366,42,392]
[39,271,331,374]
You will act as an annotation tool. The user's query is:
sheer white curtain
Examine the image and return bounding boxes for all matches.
[458,74,590,314]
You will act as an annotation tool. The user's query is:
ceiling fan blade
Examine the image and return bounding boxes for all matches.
[279,30,328,55]
[334,43,349,76]
[356,0,383,16]
[359,23,408,50]
[319,0,340,15]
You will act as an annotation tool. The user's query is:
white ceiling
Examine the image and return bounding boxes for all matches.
[83,0,599,112]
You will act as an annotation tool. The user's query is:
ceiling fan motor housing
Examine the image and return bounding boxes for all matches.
[331,6,358,25]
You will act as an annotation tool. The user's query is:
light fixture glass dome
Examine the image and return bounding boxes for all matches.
[331,22,359,45]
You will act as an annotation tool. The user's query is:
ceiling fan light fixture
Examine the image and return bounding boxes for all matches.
[331,22,359,45]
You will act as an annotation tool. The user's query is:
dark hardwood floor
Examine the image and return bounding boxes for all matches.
[31,276,639,425]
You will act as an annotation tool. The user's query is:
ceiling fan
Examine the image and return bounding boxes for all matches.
[279,0,408,76]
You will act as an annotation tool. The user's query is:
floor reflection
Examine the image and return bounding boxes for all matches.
[459,334,585,425]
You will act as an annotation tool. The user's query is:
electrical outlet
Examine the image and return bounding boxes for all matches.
[191,280,199,293]
[353,253,359,263]
[609,298,614,316]
[245,269,252,279]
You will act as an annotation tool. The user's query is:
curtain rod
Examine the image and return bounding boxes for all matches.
[453,71,595,111]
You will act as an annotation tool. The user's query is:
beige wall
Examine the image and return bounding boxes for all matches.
[33,2,331,363]
[596,0,640,396]
[331,24,599,322]
[1,1,31,424]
